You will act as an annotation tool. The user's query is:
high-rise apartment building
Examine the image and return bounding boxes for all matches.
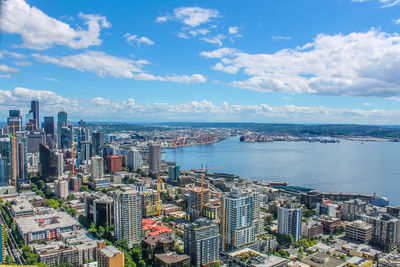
[92,132,104,157]
[220,188,261,252]
[113,188,142,247]
[148,143,161,175]
[184,218,220,267]
[359,213,400,249]
[342,199,367,221]
[127,148,143,172]
[278,203,303,242]
[91,156,104,180]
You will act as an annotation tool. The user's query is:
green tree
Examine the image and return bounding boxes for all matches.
[67,194,77,201]
[115,239,130,251]
[298,247,303,255]
[97,225,105,238]
[46,199,59,209]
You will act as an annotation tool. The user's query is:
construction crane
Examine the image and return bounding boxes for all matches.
[157,176,165,216]
[5,124,35,188]
[191,164,226,217]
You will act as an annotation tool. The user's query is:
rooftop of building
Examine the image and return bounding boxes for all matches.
[155,252,190,264]
[142,219,174,236]
[144,234,174,246]
[301,252,346,267]
[99,245,123,258]
[346,220,373,230]
[16,211,79,234]
[228,248,290,267]
[347,256,371,266]
[11,199,34,215]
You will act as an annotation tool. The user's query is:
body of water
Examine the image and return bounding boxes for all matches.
[163,137,400,205]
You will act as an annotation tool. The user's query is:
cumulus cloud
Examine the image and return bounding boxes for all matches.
[0,0,110,49]
[1,87,400,124]
[157,7,219,27]
[0,64,19,74]
[157,6,227,46]
[201,29,400,97]
[124,33,154,46]
[33,50,206,83]
[1,50,27,59]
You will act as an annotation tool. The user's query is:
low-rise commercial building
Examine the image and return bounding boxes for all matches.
[301,252,346,267]
[16,210,80,243]
[226,248,290,267]
[345,220,373,243]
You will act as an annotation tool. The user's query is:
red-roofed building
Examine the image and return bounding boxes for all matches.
[142,219,174,238]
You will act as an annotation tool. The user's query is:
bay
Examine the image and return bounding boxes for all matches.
[163,136,400,205]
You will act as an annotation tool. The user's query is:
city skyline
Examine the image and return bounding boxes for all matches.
[1,0,400,123]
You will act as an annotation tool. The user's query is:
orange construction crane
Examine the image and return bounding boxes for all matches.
[157,176,165,216]
[191,164,226,217]
[5,124,34,187]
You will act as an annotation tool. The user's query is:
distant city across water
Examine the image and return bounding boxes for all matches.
[163,136,400,205]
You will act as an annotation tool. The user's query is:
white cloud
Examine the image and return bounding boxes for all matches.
[124,33,154,46]
[364,102,372,106]
[157,7,225,45]
[1,50,27,59]
[43,77,59,82]
[33,51,146,78]
[0,64,19,74]
[0,0,110,49]
[200,48,239,58]
[155,16,169,23]
[156,7,219,27]
[390,96,400,102]
[351,0,400,7]
[272,35,291,40]
[13,61,32,66]
[1,87,400,123]
[201,29,400,97]
[228,26,239,35]
[395,18,400,24]
[174,7,219,27]
[200,34,225,46]
[33,50,206,83]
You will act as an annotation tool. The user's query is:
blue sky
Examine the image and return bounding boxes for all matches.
[1,0,400,123]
